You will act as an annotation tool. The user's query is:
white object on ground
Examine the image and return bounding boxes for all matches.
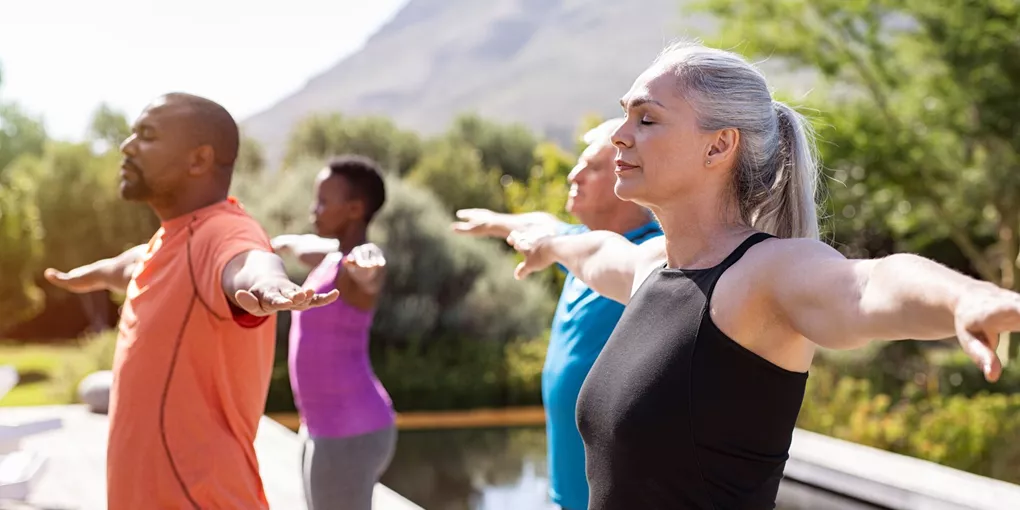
[0,365,63,503]
[77,370,114,414]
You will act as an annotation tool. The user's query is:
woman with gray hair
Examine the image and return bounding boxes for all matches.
[507,41,1017,509]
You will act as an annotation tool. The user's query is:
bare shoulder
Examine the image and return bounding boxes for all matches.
[741,237,847,273]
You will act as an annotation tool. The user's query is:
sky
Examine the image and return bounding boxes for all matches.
[0,0,408,141]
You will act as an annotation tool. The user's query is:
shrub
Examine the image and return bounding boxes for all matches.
[799,364,1020,484]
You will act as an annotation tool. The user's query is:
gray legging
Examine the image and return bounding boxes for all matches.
[299,424,398,510]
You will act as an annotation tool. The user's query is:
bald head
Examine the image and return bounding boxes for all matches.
[118,93,242,214]
[154,92,240,172]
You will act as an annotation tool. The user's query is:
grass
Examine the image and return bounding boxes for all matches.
[0,330,117,407]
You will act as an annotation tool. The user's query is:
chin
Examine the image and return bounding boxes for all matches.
[613,179,645,203]
[118,184,146,202]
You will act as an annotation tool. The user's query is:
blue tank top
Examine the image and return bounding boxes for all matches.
[543,220,662,510]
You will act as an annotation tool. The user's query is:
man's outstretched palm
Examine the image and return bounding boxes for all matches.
[44,267,108,294]
[234,279,339,317]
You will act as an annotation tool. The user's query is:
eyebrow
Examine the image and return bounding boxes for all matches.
[620,95,665,110]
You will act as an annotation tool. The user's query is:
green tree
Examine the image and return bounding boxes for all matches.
[502,141,577,295]
[0,164,44,333]
[446,113,539,182]
[406,138,506,214]
[12,142,160,276]
[503,142,574,222]
[0,103,47,173]
[236,133,266,175]
[87,103,131,152]
[0,64,47,331]
[695,0,1020,356]
[284,113,422,175]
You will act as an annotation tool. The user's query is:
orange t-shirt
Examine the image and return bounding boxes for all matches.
[106,198,277,510]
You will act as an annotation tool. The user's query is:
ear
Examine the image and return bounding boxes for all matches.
[346,199,366,221]
[705,128,740,166]
[188,145,217,176]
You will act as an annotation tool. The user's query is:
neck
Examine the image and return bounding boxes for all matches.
[336,223,368,252]
[580,206,652,235]
[651,190,753,269]
[151,188,229,223]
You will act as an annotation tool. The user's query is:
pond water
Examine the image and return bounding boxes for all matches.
[380,427,884,510]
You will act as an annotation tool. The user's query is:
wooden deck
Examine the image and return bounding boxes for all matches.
[0,405,422,510]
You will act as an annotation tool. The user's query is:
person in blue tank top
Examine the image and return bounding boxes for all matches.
[452,118,662,510]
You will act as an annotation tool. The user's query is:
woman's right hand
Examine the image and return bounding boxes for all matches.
[506,229,558,280]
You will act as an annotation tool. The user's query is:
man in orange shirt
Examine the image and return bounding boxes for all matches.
[44,93,338,510]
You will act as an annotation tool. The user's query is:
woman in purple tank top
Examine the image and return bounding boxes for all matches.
[272,155,396,510]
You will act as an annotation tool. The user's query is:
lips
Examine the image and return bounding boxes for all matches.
[615,159,639,173]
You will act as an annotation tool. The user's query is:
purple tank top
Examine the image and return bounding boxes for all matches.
[288,254,395,438]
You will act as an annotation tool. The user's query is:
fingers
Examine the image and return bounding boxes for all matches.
[234,289,266,315]
[43,268,68,284]
[450,222,479,233]
[43,267,100,293]
[455,208,489,220]
[956,325,1003,383]
[345,245,386,269]
[452,209,496,235]
[309,289,340,307]
[506,230,535,252]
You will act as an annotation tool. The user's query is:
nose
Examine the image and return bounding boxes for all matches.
[119,133,137,156]
[611,120,633,149]
[567,163,585,184]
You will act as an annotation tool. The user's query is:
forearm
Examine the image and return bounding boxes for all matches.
[541,230,637,303]
[95,244,148,293]
[274,234,339,268]
[493,212,567,238]
[859,254,991,341]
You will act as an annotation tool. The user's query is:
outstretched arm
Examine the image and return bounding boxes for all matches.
[507,229,665,304]
[336,243,387,311]
[452,208,569,239]
[271,234,340,268]
[44,243,149,294]
[765,238,1019,382]
[222,250,339,317]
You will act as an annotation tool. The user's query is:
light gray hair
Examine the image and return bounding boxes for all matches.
[653,41,820,239]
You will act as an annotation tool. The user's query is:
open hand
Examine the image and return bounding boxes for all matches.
[451,208,507,237]
[953,284,1020,382]
[43,266,106,294]
[506,229,557,280]
[234,278,339,316]
[343,243,386,292]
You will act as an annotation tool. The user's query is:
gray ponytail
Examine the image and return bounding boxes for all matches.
[654,42,820,239]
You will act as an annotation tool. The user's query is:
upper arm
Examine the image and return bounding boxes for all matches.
[190,215,274,319]
[763,239,877,349]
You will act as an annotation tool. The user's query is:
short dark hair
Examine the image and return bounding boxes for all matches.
[327,154,386,222]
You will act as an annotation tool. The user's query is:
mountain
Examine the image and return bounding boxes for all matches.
[242,0,808,169]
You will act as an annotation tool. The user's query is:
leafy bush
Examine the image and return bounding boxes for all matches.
[371,335,548,412]
[799,364,1020,484]
[284,113,422,176]
[0,164,44,333]
[406,137,506,214]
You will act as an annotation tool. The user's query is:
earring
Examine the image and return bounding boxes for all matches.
[705,159,711,166]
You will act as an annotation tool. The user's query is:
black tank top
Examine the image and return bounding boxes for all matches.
[576,232,808,510]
